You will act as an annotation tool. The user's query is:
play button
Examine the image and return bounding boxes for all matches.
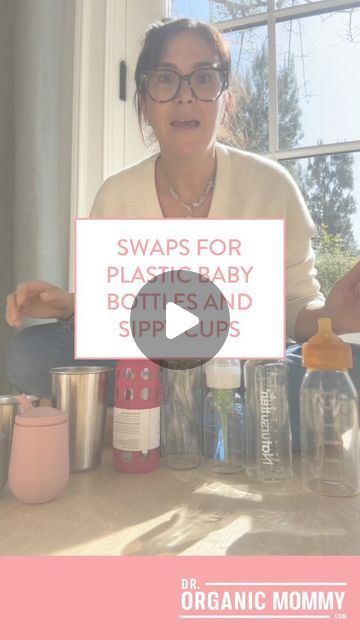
[130,269,230,369]
[165,302,199,340]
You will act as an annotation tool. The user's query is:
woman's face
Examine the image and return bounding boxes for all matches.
[140,31,229,158]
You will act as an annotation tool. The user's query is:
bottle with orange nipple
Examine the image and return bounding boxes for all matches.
[300,318,360,496]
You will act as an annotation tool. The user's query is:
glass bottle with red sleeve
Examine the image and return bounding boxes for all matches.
[113,359,161,473]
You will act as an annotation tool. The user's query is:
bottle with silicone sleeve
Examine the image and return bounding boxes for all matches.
[300,318,360,496]
[113,359,161,473]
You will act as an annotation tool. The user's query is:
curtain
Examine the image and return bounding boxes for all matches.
[0,0,75,391]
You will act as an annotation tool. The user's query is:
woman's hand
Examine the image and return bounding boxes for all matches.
[323,260,360,334]
[6,281,74,328]
[294,261,360,341]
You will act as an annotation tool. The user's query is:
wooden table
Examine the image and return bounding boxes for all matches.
[0,448,359,555]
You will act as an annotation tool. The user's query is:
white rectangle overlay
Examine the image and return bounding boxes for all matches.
[75,219,285,359]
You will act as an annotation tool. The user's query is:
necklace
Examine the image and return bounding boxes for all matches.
[160,160,215,214]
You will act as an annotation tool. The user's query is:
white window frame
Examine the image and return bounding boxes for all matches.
[70,0,360,221]
[70,0,166,224]
[203,0,360,162]
[69,0,360,288]
[204,0,360,344]
[69,0,165,286]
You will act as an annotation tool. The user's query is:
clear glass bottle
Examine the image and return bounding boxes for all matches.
[161,361,203,469]
[203,359,245,474]
[300,318,360,497]
[244,359,293,481]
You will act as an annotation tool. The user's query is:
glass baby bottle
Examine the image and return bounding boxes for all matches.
[161,361,203,470]
[203,359,245,473]
[300,318,360,497]
[244,359,293,481]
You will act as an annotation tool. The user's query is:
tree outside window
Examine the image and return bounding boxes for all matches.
[171,0,360,293]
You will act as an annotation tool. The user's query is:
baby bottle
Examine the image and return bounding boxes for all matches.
[203,359,245,473]
[244,359,293,481]
[300,318,360,496]
[113,359,161,473]
[8,396,69,504]
[161,362,203,470]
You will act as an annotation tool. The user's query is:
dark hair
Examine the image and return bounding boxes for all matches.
[134,18,232,137]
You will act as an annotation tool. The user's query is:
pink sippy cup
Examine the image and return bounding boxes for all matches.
[8,395,69,504]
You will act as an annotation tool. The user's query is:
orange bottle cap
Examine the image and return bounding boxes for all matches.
[302,318,353,370]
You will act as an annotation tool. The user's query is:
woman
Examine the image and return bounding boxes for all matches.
[5,19,360,444]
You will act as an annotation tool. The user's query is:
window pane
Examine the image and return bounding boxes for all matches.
[277,9,360,149]
[276,0,329,8]
[222,27,268,152]
[280,152,360,295]
[171,0,268,22]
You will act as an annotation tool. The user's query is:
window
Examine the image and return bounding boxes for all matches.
[170,0,360,295]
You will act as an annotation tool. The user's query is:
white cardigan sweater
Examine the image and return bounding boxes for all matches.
[90,143,324,340]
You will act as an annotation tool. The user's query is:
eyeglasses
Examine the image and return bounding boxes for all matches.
[141,67,229,102]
